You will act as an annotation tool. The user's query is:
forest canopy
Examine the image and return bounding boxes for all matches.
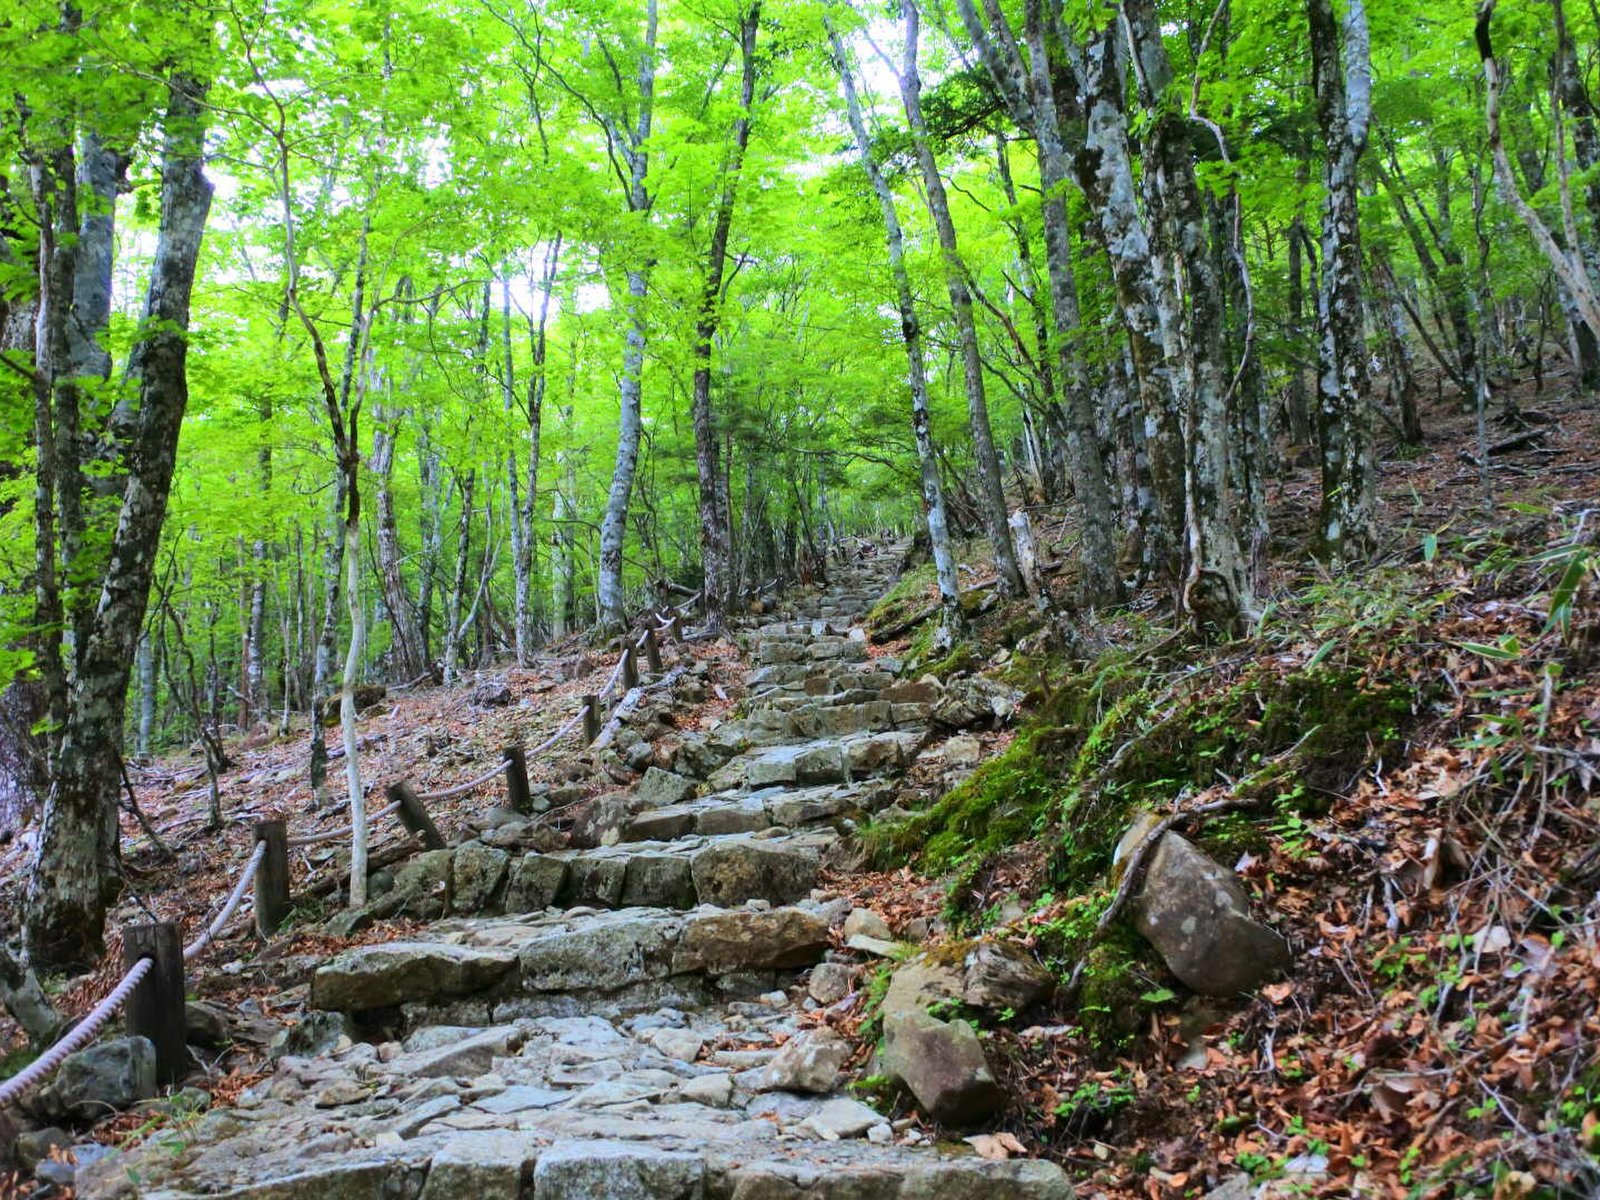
[2,0,1598,967]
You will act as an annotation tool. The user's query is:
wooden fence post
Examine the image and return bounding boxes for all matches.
[123,922,185,1086]
[642,628,662,673]
[621,646,639,690]
[503,746,532,814]
[582,695,601,745]
[253,819,290,937]
[388,782,446,850]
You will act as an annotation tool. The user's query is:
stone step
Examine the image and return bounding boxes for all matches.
[85,991,1072,1197]
[706,731,926,792]
[507,831,835,913]
[309,902,840,1023]
[621,779,894,843]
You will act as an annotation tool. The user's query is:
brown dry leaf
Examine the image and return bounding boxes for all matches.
[964,1132,1026,1160]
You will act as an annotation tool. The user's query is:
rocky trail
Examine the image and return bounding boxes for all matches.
[66,554,1070,1199]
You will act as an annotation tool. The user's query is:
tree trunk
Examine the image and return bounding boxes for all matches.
[341,508,367,908]
[1310,0,1376,559]
[594,0,658,634]
[372,405,426,680]
[897,0,1022,599]
[442,470,475,685]
[829,21,961,638]
[691,4,759,631]
[26,71,213,970]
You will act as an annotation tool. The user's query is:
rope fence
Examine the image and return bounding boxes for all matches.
[0,618,684,1114]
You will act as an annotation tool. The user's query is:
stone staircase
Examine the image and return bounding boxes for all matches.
[82,556,1072,1200]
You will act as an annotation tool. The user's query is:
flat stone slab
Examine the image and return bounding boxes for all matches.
[311,942,518,1011]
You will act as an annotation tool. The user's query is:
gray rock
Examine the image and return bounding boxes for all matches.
[420,1130,533,1200]
[675,908,829,975]
[35,1142,113,1189]
[185,1000,231,1048]
[796,1097,883,1140]
[36,1037,157,1122]
[622,853,697,909]
[672,735,728,780]
[472,680,514,707]
[638,767,699,808]
[1133,832,1292,995]
[451,842,510,913]
[807,962,854,1006]
[561,853,628,907]
[943,735,983,767]
[962,941,1054,1012]
[690,841,819,908]
[520,916,678,992]
[647,1028,705,1062]
[933,678,1023,730]
[270,1010,356,1060]
[881,1010,1004,1126]
[311,942,517,1011]
[505,853,568,912]
[395,1026,521,1077]
[842,909,892,942]
[569,792,640,848]
[389,848,455,918]
[533,1140,704,1199]
[15,1127,70,1172]
[760,1028,849,1094]
[678,1072,734,1107]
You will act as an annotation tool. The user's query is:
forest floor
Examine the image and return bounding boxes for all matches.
[1,364,1598,1199]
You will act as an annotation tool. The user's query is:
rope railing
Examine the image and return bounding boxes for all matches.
[285,799,403,849]
[183,840,267,963]
[0,957,153,1110]
[0,615,696,1115]
[0,830,278,1110]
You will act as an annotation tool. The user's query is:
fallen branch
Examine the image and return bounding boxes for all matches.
[1457,429,1546,464]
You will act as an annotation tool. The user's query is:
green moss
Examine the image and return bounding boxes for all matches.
[863,722,1066,875]
[866,562,938,635]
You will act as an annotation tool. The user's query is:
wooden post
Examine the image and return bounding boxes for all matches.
[388,781,446,850]
[123,922,185,1086]
[582,694,601,744]
[642,628,662,673]
[503,746,532,814]
[621,646,639,690]
[253,819,290,937]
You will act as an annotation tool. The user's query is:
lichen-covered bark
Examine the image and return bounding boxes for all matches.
[897,0,1023,601]
[829,21,960,634]
[26,72,214,970]
[1310,0,1375,559]
[952,0,1123,607]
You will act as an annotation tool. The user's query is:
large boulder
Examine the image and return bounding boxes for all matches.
[520,916,679,992]
[504,853,569,912]
[691,840,820,907]
[758,1027,850,1094]
[451,842,510,913]
[310,942,517,1011]
[33,1036,157,1122]
[1133,832,1292,995]
[389,849,455,918]
[637,768,699,808]
[674,908,829,975]
[932,678,1022,730]
[881,1009,1004,1126]
[568,791,642,849]
[533,1141,702,1200]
